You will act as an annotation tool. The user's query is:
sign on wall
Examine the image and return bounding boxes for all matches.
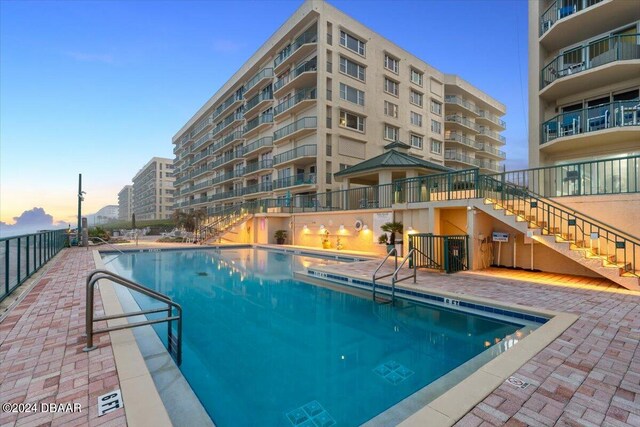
[373,212,393,243]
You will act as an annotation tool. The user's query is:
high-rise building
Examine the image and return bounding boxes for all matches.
[117,185,133,221]
[529,0,640,168]
[172,0,506,214]
[132,157,175,220]
[443,75,506,174]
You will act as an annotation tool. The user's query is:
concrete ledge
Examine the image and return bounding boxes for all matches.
[92,251,172,427]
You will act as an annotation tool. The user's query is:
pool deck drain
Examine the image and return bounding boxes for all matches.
[1,243,639,426]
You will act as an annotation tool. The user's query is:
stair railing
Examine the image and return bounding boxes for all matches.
[480,176,639,277]
[372,247,397,303]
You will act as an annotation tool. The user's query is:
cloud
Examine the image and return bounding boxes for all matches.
[64,51,114,64]
[211,39,245,53]
[0,208,67,237]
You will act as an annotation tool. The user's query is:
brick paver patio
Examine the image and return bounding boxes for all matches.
[0,248,125,427]
[1,244,639,426]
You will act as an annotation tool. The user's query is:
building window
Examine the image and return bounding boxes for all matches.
[384,124,399,141]
[339,83,365,106]
[410,111,423,127]
[431,139,442,154]
[339,56,365,81]
[410,134,423,149]
[410,90,423,107]
[339,163,350,171]
[384,101,398,118]
[339,30,366,56]
[384,78,399,96]
[384,54,399,74]
[410,69,423,86]
[431,119,442,134]
[430,100,442,116]
[339,110,365,132]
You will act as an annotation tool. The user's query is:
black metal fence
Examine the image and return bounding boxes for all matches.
[0,229,68,302]
[409,233,469,274]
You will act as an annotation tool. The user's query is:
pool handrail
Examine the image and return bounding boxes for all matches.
[372,247,397,304]
[83,269,183,366]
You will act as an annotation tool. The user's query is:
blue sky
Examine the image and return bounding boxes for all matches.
[0,0,528,226]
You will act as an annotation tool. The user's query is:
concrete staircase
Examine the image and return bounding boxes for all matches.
[200,209,252,244]
[473,195,640,291]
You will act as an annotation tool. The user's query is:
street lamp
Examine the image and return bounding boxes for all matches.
[77,173,86,246]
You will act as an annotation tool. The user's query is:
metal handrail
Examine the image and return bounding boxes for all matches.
[88,236,126,264]
[372,247,397,303]
[83,269,183,365]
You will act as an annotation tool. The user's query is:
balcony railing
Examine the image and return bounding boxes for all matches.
[245,91,273,113]
[189,115,213,139]
[445,115,481,132]
[539,0,604,36]
[477,143,506,159]
[274,28,318,68]
[244,114,274,134]
[243,136,273,155]
[273,116,317,141]
[244,68,273,93]
[211,130,244,153]
[541,100,640,145]
[541,33,640,89]
[192,131,215,151]
[444,132,481,150]
[444,150,480,167]
[273,144,317,165]
[243,182,274,195]
[273,173,317,189]
[444,95,479,114]
[479,110,507,129]
[274,57,317,92]
[478,127,507,144]
[274,87,317,116]
[245,159,273,174]
[213,93,242,121]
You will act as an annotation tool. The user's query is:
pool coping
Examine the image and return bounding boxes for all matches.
[294,266,578,427]
[91,250,174,427]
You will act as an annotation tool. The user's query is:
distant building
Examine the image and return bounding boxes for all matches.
[118,185,133,221]
[132,157,175,220]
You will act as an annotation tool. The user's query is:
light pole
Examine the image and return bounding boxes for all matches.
[77,174,86,246]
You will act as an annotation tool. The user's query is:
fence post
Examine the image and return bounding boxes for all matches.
[26,235,30,276]
[444,237,450,273]
[17,237,21,284]
[4,240,9,295]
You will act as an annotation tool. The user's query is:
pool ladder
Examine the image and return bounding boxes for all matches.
[372,248,423,305]
[83,269,183,366]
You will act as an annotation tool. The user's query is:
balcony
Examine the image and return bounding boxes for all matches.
[192,131,215,151]
[477,158,502,173]
[445,115,480,133]
[540,100,640,153]
[273,173,317,190]
[212,93,243,122]
[211,131,244,155]
[540,33,640,99]
[273,116,317,142]
[274,28,318,73]
[211,149,244,169]
[243,136,274,157]
[273,144,317,167]
[211,170,242,186]
[243,114,274,138]
[444,150,480,168]
[243,181,274,196]
[477,110,506,130]
[476,143,506,160]
[444,95,480,116]
[244,91,273,118]
[273,58,317,97]
[477,127,507,145]
[209,188,243,202]
[444,132,481,150]
[244,159,274,176]
[212,112,244,138]
[189,115,213,140]
[274,87,317,120]
[244,68,274,98]
[539,0,639,51]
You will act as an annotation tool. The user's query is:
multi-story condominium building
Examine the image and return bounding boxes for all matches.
[443,75,506,174]
[172,0,506,214]
[117,185,133,221]
[132,157,175,220]
[529,0,640,168]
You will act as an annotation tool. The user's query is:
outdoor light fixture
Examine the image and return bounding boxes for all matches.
[303,224,308,230]
[363,224,369,231]
[339,224,345,231]
[319,224,325,230]
[407,226,413,233]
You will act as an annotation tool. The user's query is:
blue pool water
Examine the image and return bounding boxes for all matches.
[104,248,524,426]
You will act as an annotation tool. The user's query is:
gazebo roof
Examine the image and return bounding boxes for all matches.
[334,149,451,178]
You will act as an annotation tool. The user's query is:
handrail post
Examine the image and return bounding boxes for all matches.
[83,276,96,352]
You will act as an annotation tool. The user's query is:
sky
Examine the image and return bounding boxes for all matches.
[0,0,529,229]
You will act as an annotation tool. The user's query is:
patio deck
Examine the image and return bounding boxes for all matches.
[0,244,639,426]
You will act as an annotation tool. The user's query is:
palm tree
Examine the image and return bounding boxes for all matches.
[381,221,403,245]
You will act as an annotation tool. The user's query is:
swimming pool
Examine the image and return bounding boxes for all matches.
[103,248,531,426]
